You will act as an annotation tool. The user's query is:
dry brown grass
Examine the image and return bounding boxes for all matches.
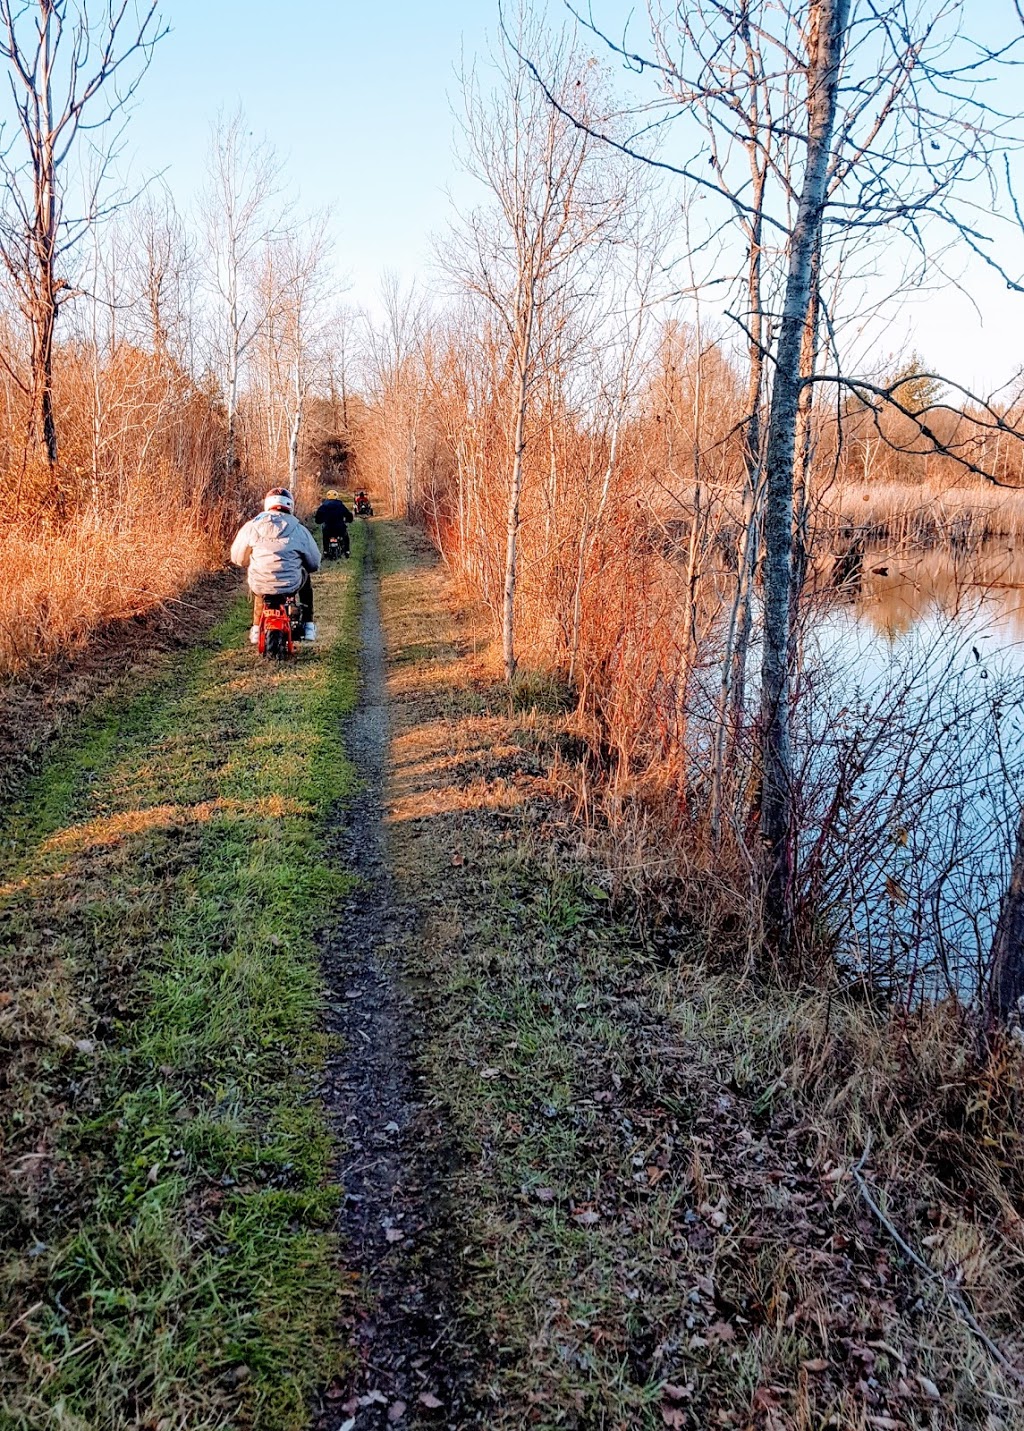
[0,504,225,676]
[0,320,333,683]
[820,479,1024,543]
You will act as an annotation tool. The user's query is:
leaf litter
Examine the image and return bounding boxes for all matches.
[318,524,1024,1429]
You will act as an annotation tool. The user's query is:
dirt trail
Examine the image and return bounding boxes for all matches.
[306,523,1018,1431]
[315,526,470,1431]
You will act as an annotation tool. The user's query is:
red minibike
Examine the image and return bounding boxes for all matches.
[257,591,304,659]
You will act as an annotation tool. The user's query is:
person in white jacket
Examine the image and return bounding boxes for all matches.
[230,488,322,644]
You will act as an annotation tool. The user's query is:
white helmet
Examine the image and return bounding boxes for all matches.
[264,487,295,514]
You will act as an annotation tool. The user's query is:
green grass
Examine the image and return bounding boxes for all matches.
[0,525,364,1430]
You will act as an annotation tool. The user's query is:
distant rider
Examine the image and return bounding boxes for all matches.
[354,489,374,517]
[230,487,321,644]
[314,488,354,557]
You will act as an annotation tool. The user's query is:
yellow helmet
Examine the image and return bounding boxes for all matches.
[326,488,339,499]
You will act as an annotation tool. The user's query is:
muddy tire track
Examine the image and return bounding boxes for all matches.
[314,525,471,1431]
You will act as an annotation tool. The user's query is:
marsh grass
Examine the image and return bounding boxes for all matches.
[0,497,238,679]
[820,479,1024,544]
[0,526,363,1429]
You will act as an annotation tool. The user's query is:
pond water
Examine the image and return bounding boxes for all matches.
[798,543,1024,1000]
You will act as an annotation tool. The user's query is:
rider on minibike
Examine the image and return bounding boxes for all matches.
[314,488,354,557]
[230,487,322,644]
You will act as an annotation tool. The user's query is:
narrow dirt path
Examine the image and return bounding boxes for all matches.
[308,522,1017,1431]
[315,525,470,1431]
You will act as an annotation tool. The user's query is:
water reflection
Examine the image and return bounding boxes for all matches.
[848,542,1024,639]
[802,542,1024,1001]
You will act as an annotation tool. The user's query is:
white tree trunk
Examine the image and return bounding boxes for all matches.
[503,271,536,682]
[503,355,531,681]
[288,367,302,492]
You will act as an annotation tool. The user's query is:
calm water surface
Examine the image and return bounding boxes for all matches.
[800,544,1024,998]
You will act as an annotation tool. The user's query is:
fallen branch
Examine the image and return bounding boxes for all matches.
[851,1139,1023,1385]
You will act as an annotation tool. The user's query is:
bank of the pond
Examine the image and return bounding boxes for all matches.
[372,520,1024,1431]
[0,527,363,1430]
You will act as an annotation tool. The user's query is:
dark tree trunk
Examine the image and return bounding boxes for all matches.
[758,0,851,953]
[987,809,1024,1026]
[38,294,58,466]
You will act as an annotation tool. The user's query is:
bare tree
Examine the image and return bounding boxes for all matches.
[200,109,286,482]
[527,0,1022,954]
[758,0,851,949]
[0,0,166,485]
[329,301,356,434]
[566,207,666,682]
[276,218,335,490]
[361,272,427,515]
[451,10,625,680]
[127,189,200,364]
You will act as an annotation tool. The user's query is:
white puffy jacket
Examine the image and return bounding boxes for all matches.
[230,510,321,595]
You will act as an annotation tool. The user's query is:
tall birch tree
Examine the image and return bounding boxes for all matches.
[535,0,1018,952]
[451,13,625,680]
[200,110,285,482]
[757,0,851,947]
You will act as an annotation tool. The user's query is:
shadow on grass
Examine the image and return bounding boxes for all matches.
[0,536,363,1431]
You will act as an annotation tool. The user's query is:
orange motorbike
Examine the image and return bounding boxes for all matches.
[257,592,304,659]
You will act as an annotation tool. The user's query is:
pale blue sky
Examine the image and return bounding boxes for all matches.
[117,0,1024,394]
[123,0,491,301]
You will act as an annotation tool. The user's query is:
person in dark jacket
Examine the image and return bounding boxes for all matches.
[314,489,354,557]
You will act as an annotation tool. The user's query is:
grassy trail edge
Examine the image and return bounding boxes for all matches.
[0,524,364,1430]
